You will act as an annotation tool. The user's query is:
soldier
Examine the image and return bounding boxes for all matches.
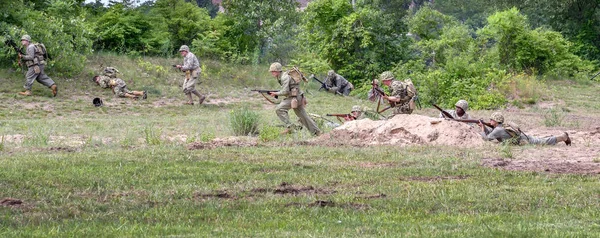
[175,45,205,105]
[380,71,417,115]
[268,62,322,136]
[92,67,147,100]
[479,112,571,146]
[323,70,353,96]
[439,100,471,119]
[17,35,57,97]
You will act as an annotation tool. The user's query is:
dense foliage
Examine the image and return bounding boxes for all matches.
[1,0,598,108]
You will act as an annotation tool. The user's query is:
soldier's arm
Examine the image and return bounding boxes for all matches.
[274,76,290,96]
[480,127,507,141]
[327,76,340,92]
[21,45,35,61]
[181,55,193,71]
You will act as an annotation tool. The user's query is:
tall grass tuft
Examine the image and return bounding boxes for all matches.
[543,109,565,127]
[144,125,162,145]
[229,108,260,136]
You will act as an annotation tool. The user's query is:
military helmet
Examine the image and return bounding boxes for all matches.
[179,45,190,52]
[21,35,31,42]
[327,70,335,77]
[455,100,468,111]
[92,98,103,107]
[103,67,119,78]
[351,105,362,112]
[379,71,394,81]
[269,62,282,72]
[490,112,504,123]
[372,79,379,85]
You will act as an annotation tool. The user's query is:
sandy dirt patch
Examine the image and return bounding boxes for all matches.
[315,114,484,147]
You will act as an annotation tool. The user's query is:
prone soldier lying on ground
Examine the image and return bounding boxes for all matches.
[92,67,147,100]
[480,112,571,146]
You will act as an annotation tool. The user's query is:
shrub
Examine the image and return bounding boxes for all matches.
[258,125,280,142]
[229,108,260,136]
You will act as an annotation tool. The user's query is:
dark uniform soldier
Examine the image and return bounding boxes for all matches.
[323,70,353,96]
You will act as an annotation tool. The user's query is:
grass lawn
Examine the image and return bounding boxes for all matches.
[1,54,599,237]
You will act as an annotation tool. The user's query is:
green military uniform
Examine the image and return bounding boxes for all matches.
[480,112,571,146]
[19,35,57,96]
[270,63,321,136]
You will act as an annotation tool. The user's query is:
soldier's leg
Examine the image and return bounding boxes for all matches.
[35,65,56,87]
[183,86,194,105]
[23,67,38,91]
[340,85,351,96]
[191,89,206,104]
[185,93,194,105]
[526,135,558,145]
[276,99,293,127]
[293,103,322,136]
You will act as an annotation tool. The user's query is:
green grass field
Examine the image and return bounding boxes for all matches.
[1,55,599,237]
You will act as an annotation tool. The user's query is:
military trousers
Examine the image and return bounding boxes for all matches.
[519,134,557,145]
[275,96,321,135]
[24,64,55,91]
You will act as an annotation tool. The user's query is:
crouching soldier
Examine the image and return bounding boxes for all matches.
[480,112,571,146]
[379,71,417,116]
[323,70,353,96]
[17,35,58,97]
[439,100,471,119]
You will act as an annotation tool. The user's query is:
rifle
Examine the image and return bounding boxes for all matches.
[432,104,455,119]
[326,113,356,120]
[4,39,24,67]
[172,64,181,71]
[451,119,494,129]
[590,71,600,81]
[371,84,396,113]
[311,75,328,91]
[251,89,279,104]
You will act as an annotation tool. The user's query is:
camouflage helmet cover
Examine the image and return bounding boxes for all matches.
[379,71,394,81]
[455,100,468,111]
[351,105,362,112]
[327,70,335,77]
[490,112,504,123]
[179,45,190,52]
[103,67,119,77]
[269,62,282,72]
[21,35,31,42]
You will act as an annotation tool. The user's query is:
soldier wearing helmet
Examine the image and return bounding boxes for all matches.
[323,70,353,96]
[439,100,471,119]
[480,112,571,146]
[17,34,58,97]
[91,67,147,100]
[268,62,322,136]
[175,45,205,105]
[379,71,417,116]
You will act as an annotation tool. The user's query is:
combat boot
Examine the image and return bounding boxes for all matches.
[556,132,571,146]
[50,84,58,97]
[18,90,31,96]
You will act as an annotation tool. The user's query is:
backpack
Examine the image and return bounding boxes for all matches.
[404,78,417,98]
[287,66,309,84]
[503,122,524,144]
[34,43,48,60]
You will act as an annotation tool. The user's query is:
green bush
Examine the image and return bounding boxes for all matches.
[229,108,260,136]
[258,125,280,142]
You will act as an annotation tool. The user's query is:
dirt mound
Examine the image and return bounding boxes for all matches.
[316,114,484,147]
